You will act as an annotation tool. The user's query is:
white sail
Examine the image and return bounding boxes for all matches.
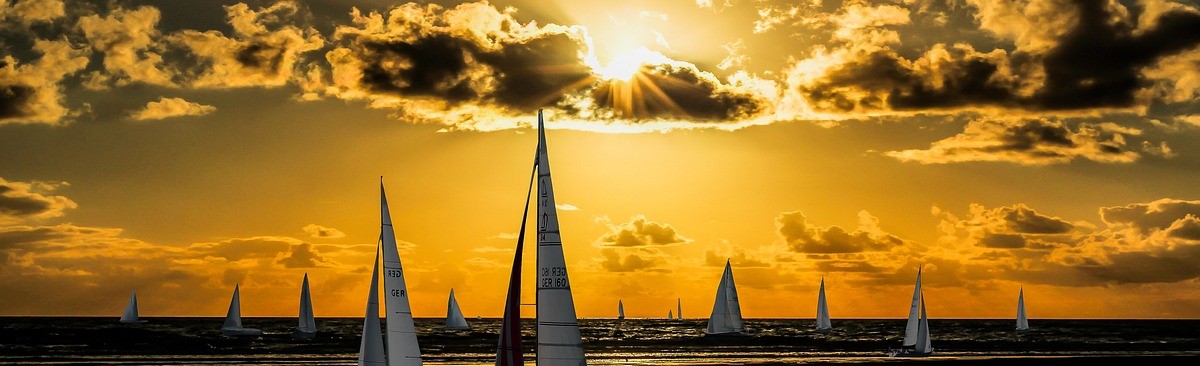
[677,298,682,320]
[915,296,932,355]
[815,277,831,332]
[618,300,625,320]
[359,243,386,366]
[902,267,923,347]
[446,288,469,330]
[119,290,146,323]
[380,182,422,366]
[534,111,587,365]
[1016,287,1029,331]
[222,284,262,336]
[296,273,317,336]
[668,310,673,319]
[706,260,745,335]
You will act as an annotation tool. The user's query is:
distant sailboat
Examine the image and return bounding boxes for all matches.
[221,284,263,337]
[1016,287,1030,332]
[495,110,587,365]
[815,277,832,334]
[380,181,423,365]
[294,273,317,339]
[358,239,386,366]
[889,267,932,357]
[618,300,625,320]
[446,289,469,330]
[705,260,747,337]
[677,298,683,320]
[119,290,147,324]
[668,310,673,319]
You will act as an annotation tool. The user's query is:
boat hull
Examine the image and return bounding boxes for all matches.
[814,327,831,334]
[445,325,469,330]
[292,329,316,339]
[704,331,752,338]
[119,319,148,324]
[222,328,263,337]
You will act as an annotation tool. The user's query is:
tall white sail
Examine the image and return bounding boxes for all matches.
[915,296,932,355]
[380,182,422,366]
[618,300,625,320]
[295,273,317,337]
[1016,288,1029,331]
[815,277,831,333]
[359,242,386,366]
[534,110,587,365]
[222,284,262,336]
[119,290,145,323]
[902,267,923,347]
[677,298,682,320]
[706,260,745,335]
[446,288,469,330]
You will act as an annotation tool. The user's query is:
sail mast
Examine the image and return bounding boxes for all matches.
[534,109,587,364]
[495,149,538,366]
[380,181,422,366]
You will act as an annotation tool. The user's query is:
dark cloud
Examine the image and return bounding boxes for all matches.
[1100,198,1200,234]
[189,236,295,260]
[886,118,1142,165]
[999,204,1075,234]
[978,233,1027,249]
[776,210,904,253]
[0,82,36,120]
[277,242,334,268]
[591,62,766,120]
[0,178,76,221]
[302,224,344,239]
[596,216,690,247]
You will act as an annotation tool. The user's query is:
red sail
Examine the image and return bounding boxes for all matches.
[496,149,538,366]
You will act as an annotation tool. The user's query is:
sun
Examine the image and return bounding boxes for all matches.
[592,47,658,82]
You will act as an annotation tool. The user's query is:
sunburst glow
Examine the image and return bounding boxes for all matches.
[592,47,659,81]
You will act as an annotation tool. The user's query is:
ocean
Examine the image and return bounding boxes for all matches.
[2,317,1198,365]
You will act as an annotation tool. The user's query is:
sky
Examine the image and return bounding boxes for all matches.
[3,0,1200,320]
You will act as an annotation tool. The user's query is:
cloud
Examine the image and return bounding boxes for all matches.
[1100,198,1200,234]
[0,0,65,25]
[277,242,334,268]
[0,39,90,126]
[596,215,690,247]
[935,203,1084,250]
[301,224,345,239]
[128,97,216,121]
[77,5,176,88]
[597,248,666,272]
[0,178,75,223]
[555,203,580,211]
[886,118,1144,165]
[776,210,906,253]
[704,240,771,267]
[172,1,324,88]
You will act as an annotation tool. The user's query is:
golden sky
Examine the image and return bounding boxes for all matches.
[3,0,1200,319]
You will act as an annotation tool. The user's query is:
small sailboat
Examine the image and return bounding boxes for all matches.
[1016,287,1030,332]
[668,310,673,319]
[446,288,469,330]
[705,260,748,337]
[676,298,683,320]
[618,300,625,320]
[815,277,832,334]
[357,182,424,364]
[119,290,147,324]
[294,273,317,339]
[358,241,386,366]
[221,284,263,337]
[889,267,932,357]
[495,110,587,365]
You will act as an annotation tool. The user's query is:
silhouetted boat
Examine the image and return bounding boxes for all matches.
[293,273,316,339]
[889,267,931,357]
[446,289,469,330]
[815,277,831,334]
[118,290,147,324]
[705,260,748,337]
[221,284,262,337]
[1016,287,1030,332]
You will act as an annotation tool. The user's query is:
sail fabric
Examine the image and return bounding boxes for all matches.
[1016,288,1029,331]
[120,291,140,323]
[706,261,745,334]
[298,274,316,333]
[668,310,673,319]
[223,285,243,330]
[534,110,587,365]
[902,267,923,347]
[380,183,422,366]
[495,154,537,366]
[618,300,625,320]
[677,299,682,320]
[915,296,932,354]
[815,278,831,331]
[446,289,469,330]
[359,242,386,366]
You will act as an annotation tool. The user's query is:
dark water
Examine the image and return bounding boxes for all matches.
[2,317,1199,364]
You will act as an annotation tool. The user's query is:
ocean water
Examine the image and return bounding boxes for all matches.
[2,317,1199,365]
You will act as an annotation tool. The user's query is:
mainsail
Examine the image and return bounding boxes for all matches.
[815,277,831,333]
[677,298,682,320]
[296,273,317,337]
[1016,287,1029,331]
[915,296,932,354]
[119,290,145,324]
[446,289,469,330]
[359,243,386,366]
[495,154,537,366]
[668,310,673,319]
[902,267,923,347]
[706,260,745,335]
[380,182,422,365]
[618,300,625,320]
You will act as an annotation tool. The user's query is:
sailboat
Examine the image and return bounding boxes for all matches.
[294,273,317,339]
[618,300,625,320]
[676,298,682,320]
[668,310,673,319]
[356,182,424,364]
[1016,287,1030,332]
[815,277,832,334]
[221,284,263,337]
[358,240,386,366]
[446,288,469,330]
[495,110,587,366]
[705,260,748,337]
[888,267,932,357]
[118,290,147,324]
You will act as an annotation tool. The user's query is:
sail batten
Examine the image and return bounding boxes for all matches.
[380,183,422,366]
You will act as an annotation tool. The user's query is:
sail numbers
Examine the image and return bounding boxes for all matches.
[387,269,402,278]
[540,266,569,288]
[390,289,406,297]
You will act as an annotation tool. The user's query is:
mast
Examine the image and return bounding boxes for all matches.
[380,181,422,366]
